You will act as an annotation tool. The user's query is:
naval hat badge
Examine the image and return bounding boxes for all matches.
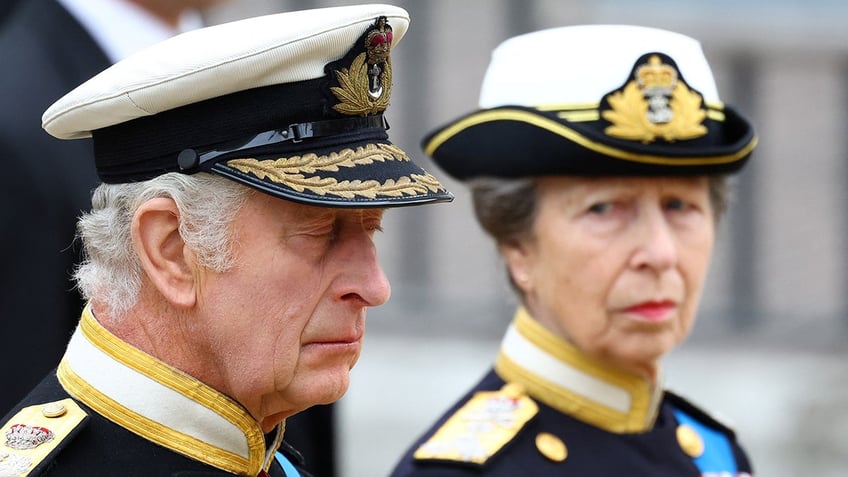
[331,16,394,116]
[602,53,708,144]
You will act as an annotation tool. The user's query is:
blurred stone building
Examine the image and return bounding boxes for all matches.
[207,1,848,476]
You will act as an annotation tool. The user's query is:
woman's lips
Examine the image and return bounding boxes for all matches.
[623,300,676,322]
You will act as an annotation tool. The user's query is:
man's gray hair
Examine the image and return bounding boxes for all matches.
[74,173,251,316]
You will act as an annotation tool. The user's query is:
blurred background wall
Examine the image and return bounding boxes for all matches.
[210,1,848,475]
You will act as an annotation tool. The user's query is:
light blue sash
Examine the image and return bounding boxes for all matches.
[673,408,737,473]
[275,451,301,477]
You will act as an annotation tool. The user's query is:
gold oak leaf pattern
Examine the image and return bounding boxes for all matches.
[602,81,708,143]
[331,52,392,116]
[227,144,445,199]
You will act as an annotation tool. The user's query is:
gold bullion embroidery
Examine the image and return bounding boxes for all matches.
[227,144,446,198]
[413,383,538,464]
[603,55,708,143]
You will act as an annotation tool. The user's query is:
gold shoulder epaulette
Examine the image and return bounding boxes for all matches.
[413,383,538,465]
[0,399,88,476]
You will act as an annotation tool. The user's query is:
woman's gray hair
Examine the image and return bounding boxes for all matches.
[74,172,251,316]
[469,174,729,299]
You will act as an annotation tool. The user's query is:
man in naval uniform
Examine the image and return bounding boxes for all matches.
[0,5,452,476]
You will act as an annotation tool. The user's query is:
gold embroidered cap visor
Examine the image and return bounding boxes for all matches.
[41,4,452,207]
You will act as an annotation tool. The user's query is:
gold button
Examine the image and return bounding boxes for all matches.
[42,402,67,418]
[676,424,704,457]
[535,432,567,462]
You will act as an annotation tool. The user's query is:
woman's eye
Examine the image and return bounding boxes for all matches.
[587,202,611,214]
[665,198,689,211]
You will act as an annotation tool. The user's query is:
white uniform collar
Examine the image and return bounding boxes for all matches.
[58,305,281,475]
[495,307,664,433]
[56,0,203,62]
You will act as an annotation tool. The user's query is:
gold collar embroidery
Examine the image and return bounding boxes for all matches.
[495,308,663,433]
[57,305,280,476]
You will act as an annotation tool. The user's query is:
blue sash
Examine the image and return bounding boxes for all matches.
[673,408,737,474]
[275,451,301,477]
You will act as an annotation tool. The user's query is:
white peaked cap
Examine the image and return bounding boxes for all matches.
[43,4,411,139]
[40,4,453,208]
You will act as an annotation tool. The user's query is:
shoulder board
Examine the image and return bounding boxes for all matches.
[665,390,736,436]
[413,383,537,465]
[0,398,88,476]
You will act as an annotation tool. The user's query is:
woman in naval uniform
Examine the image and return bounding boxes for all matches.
[391,24,757,477]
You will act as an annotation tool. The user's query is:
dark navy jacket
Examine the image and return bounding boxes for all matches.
[391,370,753,477]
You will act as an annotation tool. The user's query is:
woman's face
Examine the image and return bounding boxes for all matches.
[503,176,716,381]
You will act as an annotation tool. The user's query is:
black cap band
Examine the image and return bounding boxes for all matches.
[92,79,332,183]
[176,114,388,173]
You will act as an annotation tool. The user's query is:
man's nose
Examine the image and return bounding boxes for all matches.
[337,232,391,307]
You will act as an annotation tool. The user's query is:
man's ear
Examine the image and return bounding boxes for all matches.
[132,197,197,308]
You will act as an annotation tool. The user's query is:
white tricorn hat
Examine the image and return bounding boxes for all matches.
[43,4,452,208]
[423,24,757,180]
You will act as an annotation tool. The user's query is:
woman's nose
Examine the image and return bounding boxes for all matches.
[628,208,678,272]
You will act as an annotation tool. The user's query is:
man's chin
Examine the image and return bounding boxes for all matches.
[291,369,352,406]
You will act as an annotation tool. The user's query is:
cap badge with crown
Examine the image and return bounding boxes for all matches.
[602,53,708,144]
[331,16,394,116]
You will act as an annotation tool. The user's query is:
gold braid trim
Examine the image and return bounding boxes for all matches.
[257,173,443,199]
[331,52,392,116]
[226,144,445,199]
[228,143,407,174]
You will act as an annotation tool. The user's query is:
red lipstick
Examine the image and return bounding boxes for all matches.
[624,300,676,322]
